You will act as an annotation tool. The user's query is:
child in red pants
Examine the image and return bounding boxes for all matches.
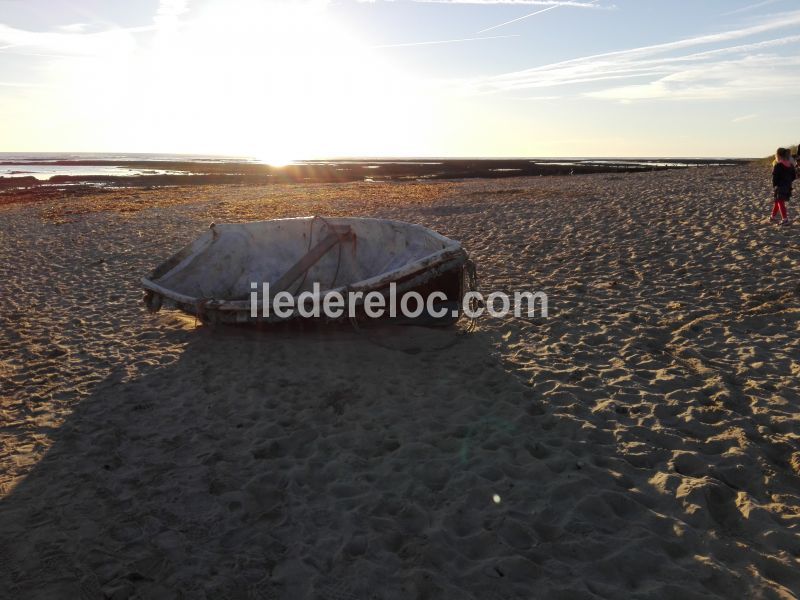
[771,147,796,225]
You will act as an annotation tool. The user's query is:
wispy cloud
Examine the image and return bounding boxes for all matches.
[461,11,800,101]
[732,113,759,123]
[0,23,142,56]
[722,0,781,17]
[373,33,520,48]
[586,54,800,101]
[0,0,182,57]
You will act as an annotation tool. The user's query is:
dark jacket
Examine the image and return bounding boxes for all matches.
[772,161,796,199]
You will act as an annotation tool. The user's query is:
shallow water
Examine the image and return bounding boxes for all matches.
[0,164,192,180]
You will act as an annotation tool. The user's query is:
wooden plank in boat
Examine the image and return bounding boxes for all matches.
[271,226,353,293]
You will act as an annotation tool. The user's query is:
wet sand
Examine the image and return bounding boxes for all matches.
[1,164,799,598]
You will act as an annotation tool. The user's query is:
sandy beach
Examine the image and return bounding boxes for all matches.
[1,164,799,599]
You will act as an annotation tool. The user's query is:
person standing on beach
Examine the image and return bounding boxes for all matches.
[771,147,795,226]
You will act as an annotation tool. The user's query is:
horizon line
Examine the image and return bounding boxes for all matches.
[0,151,762,161]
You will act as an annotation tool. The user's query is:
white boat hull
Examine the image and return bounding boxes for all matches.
[142,217,470,324]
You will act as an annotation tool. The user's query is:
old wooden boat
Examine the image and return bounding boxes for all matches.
[142,216,473,324]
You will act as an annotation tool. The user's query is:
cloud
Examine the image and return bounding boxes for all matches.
[0,23,141,56]
[511,9,800,73]
[461,10,800,101]
[586,55,800,101]
[722,0,781,16]
[0,0,184,57]
[732,113,759,123]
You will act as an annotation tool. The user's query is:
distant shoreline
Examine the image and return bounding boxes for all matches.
[0,156,751,189]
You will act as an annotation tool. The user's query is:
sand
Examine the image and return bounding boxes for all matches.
[1,164,799,599]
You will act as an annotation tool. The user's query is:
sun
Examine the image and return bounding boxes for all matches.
[70,0,436,158]
[257,154,294,168]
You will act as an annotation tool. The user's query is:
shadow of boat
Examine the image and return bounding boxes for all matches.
[0,324,545,599]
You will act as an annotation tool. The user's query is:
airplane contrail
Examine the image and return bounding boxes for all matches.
[477,0,599,34]
[477,5,559,33]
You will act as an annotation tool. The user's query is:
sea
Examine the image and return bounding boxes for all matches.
[0,152,256,180]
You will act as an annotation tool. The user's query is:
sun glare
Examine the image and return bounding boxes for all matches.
[59,0,435,158]
[259,155,293,168]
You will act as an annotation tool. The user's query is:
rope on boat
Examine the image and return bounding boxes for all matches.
[463,258,481,333]
[291,215,348,295]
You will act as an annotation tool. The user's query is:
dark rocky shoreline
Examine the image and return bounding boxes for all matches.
[1,157,749,185]
[0,158,751,206]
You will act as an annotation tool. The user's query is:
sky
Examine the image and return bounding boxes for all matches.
[1,0,799,160]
